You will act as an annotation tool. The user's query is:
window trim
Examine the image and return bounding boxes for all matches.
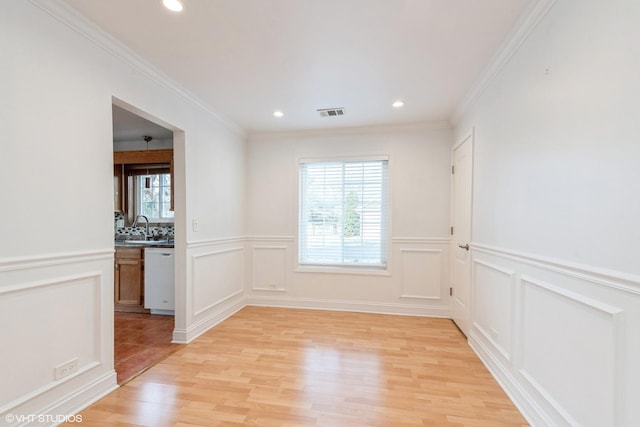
[296,154,391,273]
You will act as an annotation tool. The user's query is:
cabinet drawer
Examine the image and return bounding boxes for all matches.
[115,247,143,259]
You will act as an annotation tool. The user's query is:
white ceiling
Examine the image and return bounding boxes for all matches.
[65,0,533,133]
[112,105,173,142]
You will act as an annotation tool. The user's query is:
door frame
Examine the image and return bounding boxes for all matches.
[450,128,474,335]
[111,97,186,341]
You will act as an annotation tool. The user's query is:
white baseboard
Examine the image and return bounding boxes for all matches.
[173,293,246,344]
[468,331,550,427]
[7,371,119,427]
[246,295,450,318]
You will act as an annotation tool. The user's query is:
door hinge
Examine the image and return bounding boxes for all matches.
[449,287,453,296]
[450,226,454,235]
[451,165,455,174]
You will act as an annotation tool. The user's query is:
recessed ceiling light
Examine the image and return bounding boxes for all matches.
[392,100,404,108]
[273,110,284,118]
[163,0,183,12]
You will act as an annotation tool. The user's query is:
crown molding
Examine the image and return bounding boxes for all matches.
[450,0,557,125]
[248,120,452,141]
[29,0,246,139]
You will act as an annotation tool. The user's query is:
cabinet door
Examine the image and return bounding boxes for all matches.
[114,164,123,213]
[115,258,142,305]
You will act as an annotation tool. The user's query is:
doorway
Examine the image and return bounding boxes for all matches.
[111,99,184,383]
[451,130,473,336]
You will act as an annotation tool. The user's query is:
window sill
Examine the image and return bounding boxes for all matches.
[295,265,390,277]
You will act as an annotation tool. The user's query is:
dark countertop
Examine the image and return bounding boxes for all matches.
[115,240,175,249]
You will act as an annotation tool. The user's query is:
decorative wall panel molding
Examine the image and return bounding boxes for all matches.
[399,249,442,300]
[467,244,637,427]
[187,236,245,249]
[251,246,288,291]
[191,247,244,317]
[473,243,640,294]
[0,249,113,273]
[518,276,623,427]
[0,271,103,411]
[472,259,515,362]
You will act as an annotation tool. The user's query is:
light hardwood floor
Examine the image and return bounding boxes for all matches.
[72,307,528,426]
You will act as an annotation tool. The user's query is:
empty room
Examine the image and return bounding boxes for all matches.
[1,0,638,426]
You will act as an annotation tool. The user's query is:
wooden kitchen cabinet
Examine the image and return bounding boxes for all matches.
[113,163,124,213]
[114,247,148,313]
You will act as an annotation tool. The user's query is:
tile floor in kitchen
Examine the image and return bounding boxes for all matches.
[114,312,180,384]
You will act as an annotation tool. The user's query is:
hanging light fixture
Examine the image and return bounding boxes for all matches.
[143,136,152,189]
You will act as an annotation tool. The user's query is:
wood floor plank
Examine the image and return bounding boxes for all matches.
[70,307,528,426]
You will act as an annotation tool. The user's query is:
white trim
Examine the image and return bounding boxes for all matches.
[246,236,295,242]
[251,246,288,291]
[29,0,245,138]
[51,371,118,421]
[0,271,102,296]
[450,0,558,124]
[0,250,113,272]
[0,370,117,424]
[391,237,450,244]
[193,289,244,317]
[246,295,450,318]
[294,265,391,277]
[177,292,245,343]
[186,237,245,248]
[471,259,516,363]
[399,248,443,300]
[249,120,452,141]
[469,331,551,427]
[472,243,640,294]
[517,275,624,427]
[246,236,449,245]
[449,129,474,335]
[298,154,389,165]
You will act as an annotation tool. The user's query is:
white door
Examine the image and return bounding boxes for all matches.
[451,133,473,336]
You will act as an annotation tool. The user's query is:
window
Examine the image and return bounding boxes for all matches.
[135,173,174,222]
[299,158,388,269]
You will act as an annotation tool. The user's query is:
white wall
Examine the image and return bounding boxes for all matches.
[0,0,245,422]
[245,124,453,315]
[454,0,640,425]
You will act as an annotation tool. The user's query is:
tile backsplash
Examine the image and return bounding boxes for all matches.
[114,212,174,240]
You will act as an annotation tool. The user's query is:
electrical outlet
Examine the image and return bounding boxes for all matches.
[54,358,78,380]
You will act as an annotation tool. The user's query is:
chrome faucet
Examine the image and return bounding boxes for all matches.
[132,215,150,240]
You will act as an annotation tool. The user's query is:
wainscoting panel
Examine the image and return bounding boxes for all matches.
[0,272,101,408]
[0,250,116,424]
[245,237,451,318]
[519,276,622,427]
[192,246,245,317]
[468,244,639,427]
[252,246,288,291]
[472,259,515,362]
[399,249,442,300]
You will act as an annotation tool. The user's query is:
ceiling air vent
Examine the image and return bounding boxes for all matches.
[317,108,345,117]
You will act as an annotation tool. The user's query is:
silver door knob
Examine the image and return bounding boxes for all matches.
[458,244,469,251]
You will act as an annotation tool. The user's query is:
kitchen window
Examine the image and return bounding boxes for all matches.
[298,158,388,269]
[135,172,174,222]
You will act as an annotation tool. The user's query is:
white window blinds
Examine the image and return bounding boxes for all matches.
[299,159,388,268]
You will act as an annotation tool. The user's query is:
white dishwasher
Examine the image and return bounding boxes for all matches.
[144,248,175,315]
